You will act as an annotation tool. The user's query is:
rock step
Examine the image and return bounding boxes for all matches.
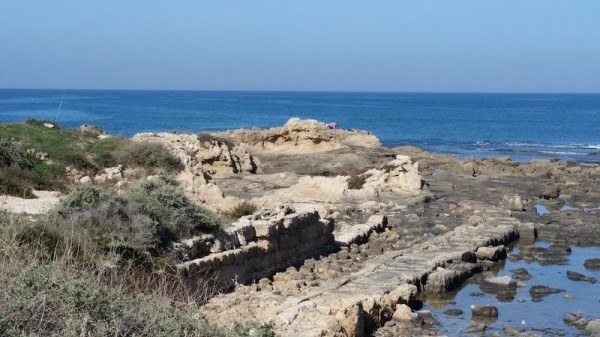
[334,215,388,247]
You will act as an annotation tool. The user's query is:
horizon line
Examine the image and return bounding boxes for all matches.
[1,87,600,95]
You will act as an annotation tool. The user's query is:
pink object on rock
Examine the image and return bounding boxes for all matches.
[326,122,338,129]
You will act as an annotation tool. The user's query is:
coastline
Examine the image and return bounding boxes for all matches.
[1,118,600,336]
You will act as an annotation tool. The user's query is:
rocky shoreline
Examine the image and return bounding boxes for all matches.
[3,118,600,337]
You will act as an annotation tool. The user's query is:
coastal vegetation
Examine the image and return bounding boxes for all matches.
[0,210,273,337]
[0,120,274,336]
[226,201,258,220]
[0,120,181,197]
[197,132,234,148]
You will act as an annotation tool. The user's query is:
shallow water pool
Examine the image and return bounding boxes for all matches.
[419,241,600,336]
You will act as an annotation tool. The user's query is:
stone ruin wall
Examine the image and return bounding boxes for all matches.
[177,207,337,289]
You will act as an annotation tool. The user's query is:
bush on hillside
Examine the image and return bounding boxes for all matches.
[0,138,66,197]
[0,266,226,337]
[52,186,155,263]
[87,136,130,168]
[227,201,258,220]
[116,141,183,173]
[197,132,234,148]
[125,176,221,247]
[0,137,35,169]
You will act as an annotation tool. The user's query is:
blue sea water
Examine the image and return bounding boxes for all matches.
[1,89,599,163]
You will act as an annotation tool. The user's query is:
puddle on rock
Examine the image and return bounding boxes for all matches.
[491,180,509,184]
[534,204,550,216]
[417,241,600,336]
[560,205,579,212]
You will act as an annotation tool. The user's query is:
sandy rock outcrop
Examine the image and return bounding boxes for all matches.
[351,155,424,197]
[133,132,259,211]
[223,118,382,154]
[79,124,108,137]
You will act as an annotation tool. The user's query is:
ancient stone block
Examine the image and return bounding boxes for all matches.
[475,245,507,262]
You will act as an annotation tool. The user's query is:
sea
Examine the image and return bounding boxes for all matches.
[1,89,599,164]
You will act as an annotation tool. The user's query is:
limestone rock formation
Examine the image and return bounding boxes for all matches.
[223,118,382,154]
[133,132,258,210]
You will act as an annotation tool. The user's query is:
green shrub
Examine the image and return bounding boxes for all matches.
[0,208,273,337]
[0,139,66,197]
[53,186,155,263]
[0,137,35,169]
[117,141,183,173]
[126,177,221,247]
[347,174,366,190]
[87,137,131,168]
[233,322,276,337]
[228,201,258,219]
[197,132,234,148]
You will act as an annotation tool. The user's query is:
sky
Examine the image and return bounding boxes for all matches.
[1,1,599,93]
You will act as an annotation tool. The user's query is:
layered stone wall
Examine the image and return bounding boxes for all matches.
[177,206,336,289]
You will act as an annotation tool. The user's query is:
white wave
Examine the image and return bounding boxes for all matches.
[507,142,600,150]
[539,151,584,156]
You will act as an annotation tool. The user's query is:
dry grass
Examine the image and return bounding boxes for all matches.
[0,211,274,337]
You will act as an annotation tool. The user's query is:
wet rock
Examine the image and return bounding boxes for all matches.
[563,294,575,300]
[476,245,507,262]
[585,319,600,337]
[511,268,532,281]
[425,264,482,293]
[480,275,517,300]
[517,222,538,240]
[464,323,487,333]
[443,308,464,316]
[529,285,565,300]
[584,258,600,269]
[564,311,590,329]
[416,310,439,326]
[469,291,485,297]
[566,270,598,284]
[470,304,499,318]
[503,325,524,335]
[481,275,517,291]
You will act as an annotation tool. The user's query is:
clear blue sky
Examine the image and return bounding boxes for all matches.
[1,1,599,92]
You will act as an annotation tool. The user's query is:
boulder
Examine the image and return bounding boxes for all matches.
[510,268,532,281]
[480,275,517,301]
[383,284,418,307]
[529,285,565,300]
[392,304,417,322]
[470,304,499,318]
[584,258,600,269]
[476,245,507,262]
[335,303,364,337]
[480,276,517,291]
[585,319,600,337]
[566,270,597,284]
[502,195,525,211]
[540,186,560,199]
[443,308,463,316]
[79,124,107,137]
